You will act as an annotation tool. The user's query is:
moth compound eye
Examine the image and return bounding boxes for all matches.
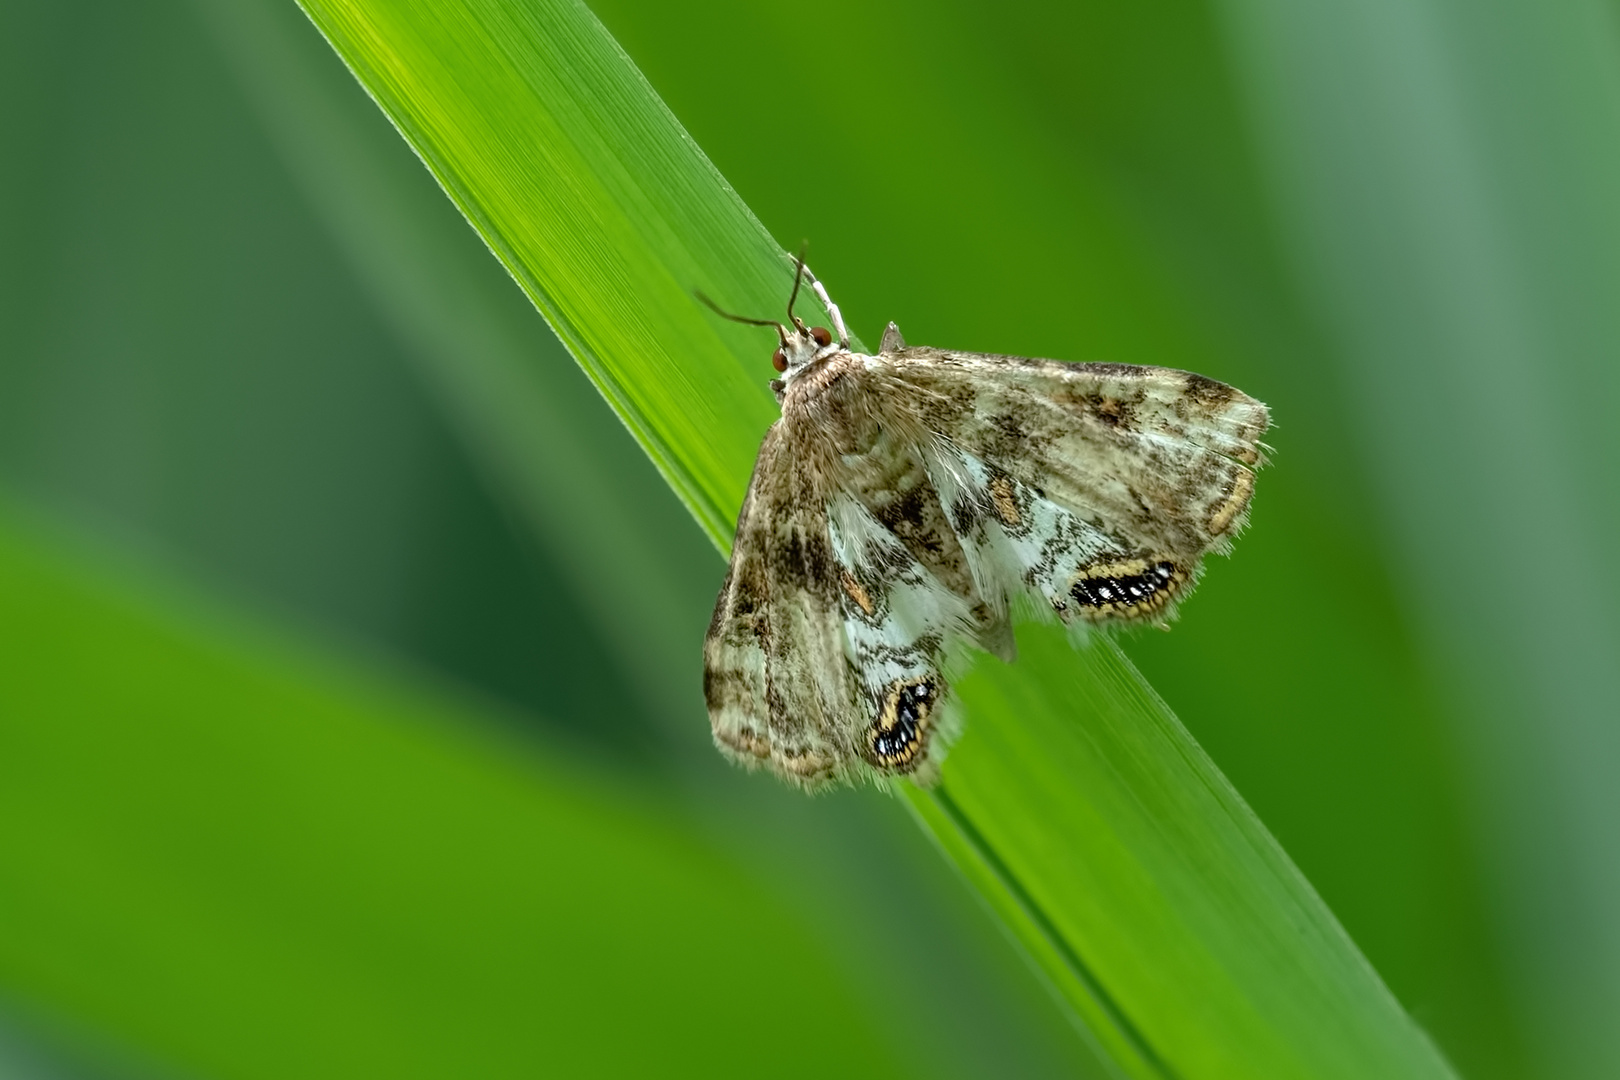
[810,326,833,347]
[772,348,788,372]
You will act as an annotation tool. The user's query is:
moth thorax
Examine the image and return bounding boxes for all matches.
[864,676,941,772]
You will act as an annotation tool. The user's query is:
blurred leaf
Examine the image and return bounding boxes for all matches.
[1212,2,1620,1077]
[0,0,659,757]
[293,0,1459,1075]
[0,505,913,1080]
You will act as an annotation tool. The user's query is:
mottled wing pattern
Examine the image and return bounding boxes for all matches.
[827,491,976,783]
[705,338,1269,790]
[892,348,1268,626]
[704,425,861,786]
[923,443,1134,618]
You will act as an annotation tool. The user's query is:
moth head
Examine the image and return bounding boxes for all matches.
[770,321,836,376]
[695,256,848,385]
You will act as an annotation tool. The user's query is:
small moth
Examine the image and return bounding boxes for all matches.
[701,260,1269,789]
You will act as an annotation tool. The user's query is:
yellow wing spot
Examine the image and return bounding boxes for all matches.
[989,475,1021,528]
[840,570,876,616]
[1208,470,1255,536]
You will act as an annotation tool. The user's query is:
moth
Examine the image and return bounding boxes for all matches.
[702,261,1269,789]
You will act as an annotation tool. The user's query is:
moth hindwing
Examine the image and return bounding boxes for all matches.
[701,263,1270,790]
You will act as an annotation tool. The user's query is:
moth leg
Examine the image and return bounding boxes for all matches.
[798,262,852,348]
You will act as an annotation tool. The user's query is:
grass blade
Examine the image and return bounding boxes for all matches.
[294,0,1460,1074]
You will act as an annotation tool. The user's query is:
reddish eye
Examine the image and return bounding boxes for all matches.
[772,348,787,372]
[811,326,833,347]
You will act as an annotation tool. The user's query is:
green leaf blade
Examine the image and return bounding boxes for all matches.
[293,0,1461,1075]
[922,629,1446,1078]
[303,0,798,546]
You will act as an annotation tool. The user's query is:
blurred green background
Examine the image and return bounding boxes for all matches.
[2,0,1617,1078]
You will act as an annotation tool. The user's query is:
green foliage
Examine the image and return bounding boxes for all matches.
[0,3,1094,1077]
[4,0,1617,1078]
[291,0,1455,1075]
[0,512,906,1079]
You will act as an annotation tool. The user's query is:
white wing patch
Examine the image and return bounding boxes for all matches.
[827,494,971,780]
[924,442,1198,628]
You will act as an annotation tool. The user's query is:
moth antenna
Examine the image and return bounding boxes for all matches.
[786,245,809,334]
[798,263,851,349]
[695,290,789,345]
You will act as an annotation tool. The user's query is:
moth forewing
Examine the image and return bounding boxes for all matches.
[703,439,780,772]
[701,266,1269,789]
[920,357,1259,585]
